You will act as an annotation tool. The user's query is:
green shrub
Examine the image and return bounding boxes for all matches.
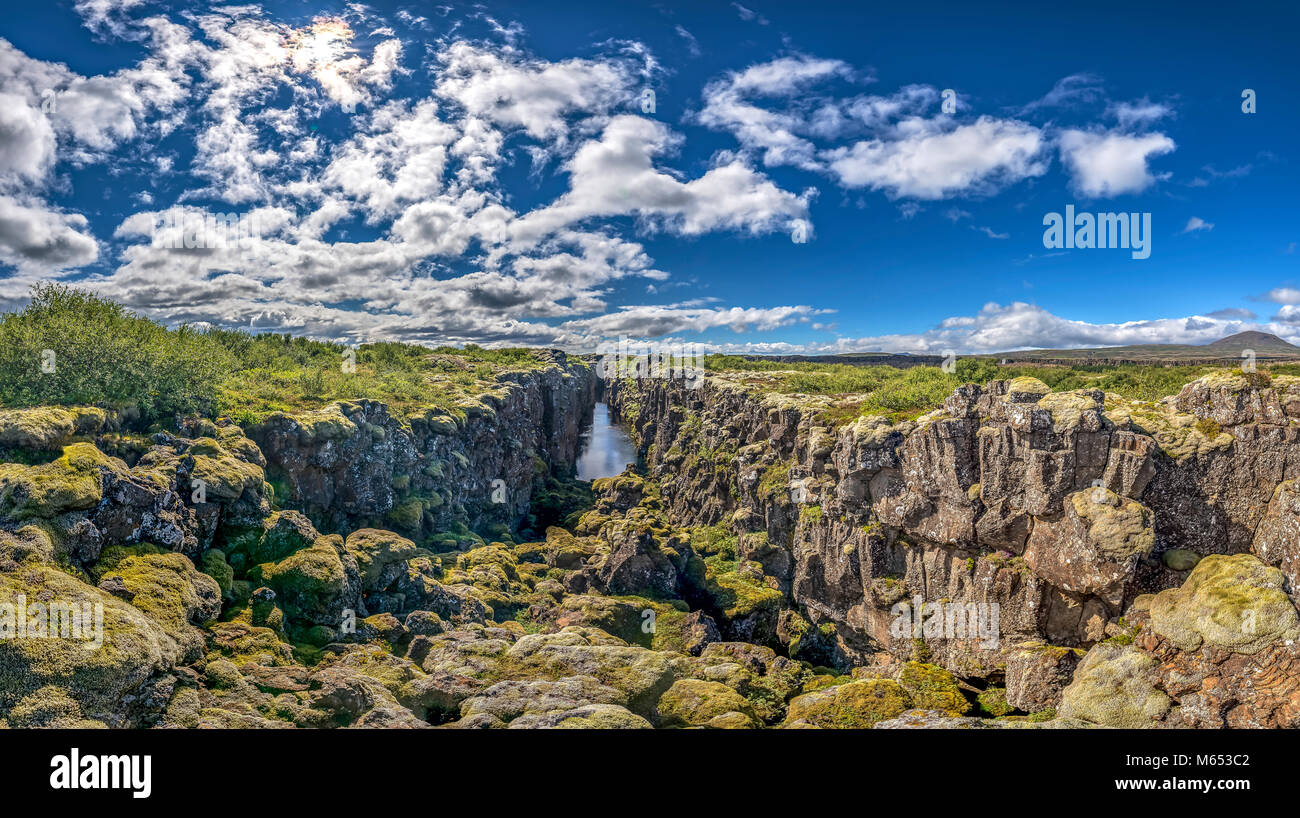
[0,284,231,421]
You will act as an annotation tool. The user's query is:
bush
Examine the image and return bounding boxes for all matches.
[0,284,231,421]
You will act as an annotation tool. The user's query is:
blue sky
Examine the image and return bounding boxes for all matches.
[0,0,1296,353]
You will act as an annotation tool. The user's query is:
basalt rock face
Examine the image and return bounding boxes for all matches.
[1061,554,1300,728]
[247,353,596,542]
[0,418,271,565]
[607,371,1300,686]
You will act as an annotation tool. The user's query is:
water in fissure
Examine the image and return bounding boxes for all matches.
[576,402,639,481]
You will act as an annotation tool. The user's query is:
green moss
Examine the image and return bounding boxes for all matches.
[704,559,784,622]
[757,461,792,500]
[199,549,235,599]
[1028,707,1056,722]
[254,536,351,625]
[977,686,1013,717]
[344,528,417,592]
[386,499,426,531]
[656,679,758,727]
[1194,417,1222,438]
[205,620,295,666]
[0,442,116,522]
[784,679,910,728]
[1148,553,1300,654]
[187,436,265,501]
[1059,644,1170,728]
[897,661,971,716]
[0,562,179,726]
[100,552,222,662]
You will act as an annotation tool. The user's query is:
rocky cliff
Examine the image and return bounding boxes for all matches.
[247,350,596,543]
[5,357,1300,729]
[608,370,1300,720]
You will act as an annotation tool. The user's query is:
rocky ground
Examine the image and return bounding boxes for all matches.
[2,363,1299,728]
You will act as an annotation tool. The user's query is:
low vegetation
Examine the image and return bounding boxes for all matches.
[704,353,1282,419]
[0,285,556,426]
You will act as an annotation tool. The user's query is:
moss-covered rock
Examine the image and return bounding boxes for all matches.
[205,619,295,666]
[502,628,677,717]
[224,510,319,569]
[555,594,655,647]
[99,552,222,663]
[1148,553,1300,655]
[254,535,361,628]
[0,562,178,727]
[896,661,971,716]
[1059,643,1170,728]
[344,528,417,593]
[656,678,758,727]
[458,675,626,724]
[523,703,652,729]
[199,549,235,599]
[187,436,266,502]
[0,406,111,450]
[0,442,118,522]
[783,678,910,728]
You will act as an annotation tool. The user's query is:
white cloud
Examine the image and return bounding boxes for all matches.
[1108,97,1173,129]
[511,115,812,247]
[434,41,639,144]
[0,194,98,271]
[0,90,58,186]
[1263,287,1300,305]
[790,301,1290,355]
[561,304,820,337]
[1183,216,1213,233]
[697,55,852,170]
[824,116,1048,199]
[1057,129,1175,197]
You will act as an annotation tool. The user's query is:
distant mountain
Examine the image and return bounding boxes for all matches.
[1202,331,1300,355]
[992,331,1300,363]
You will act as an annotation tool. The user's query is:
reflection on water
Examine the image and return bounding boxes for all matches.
[576,402,639,481]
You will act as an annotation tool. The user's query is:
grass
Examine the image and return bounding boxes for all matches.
[213,333,552,425]
[0,285,565,427]
[704,353,1288,424]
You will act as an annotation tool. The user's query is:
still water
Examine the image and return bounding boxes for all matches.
[576,402,639,481]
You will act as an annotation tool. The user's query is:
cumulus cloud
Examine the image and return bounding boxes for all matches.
[824,116,1048,199]
[1183,216,1213,233]
[0,194,98,271]
[795,301,1291,355]
[1057,129,1175,197]
[697,55,851,170]
[1262,288,1300,305]
[434,41,641,144]
[511,115,812,246]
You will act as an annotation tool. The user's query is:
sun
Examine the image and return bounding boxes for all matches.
[284,17,366,108]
